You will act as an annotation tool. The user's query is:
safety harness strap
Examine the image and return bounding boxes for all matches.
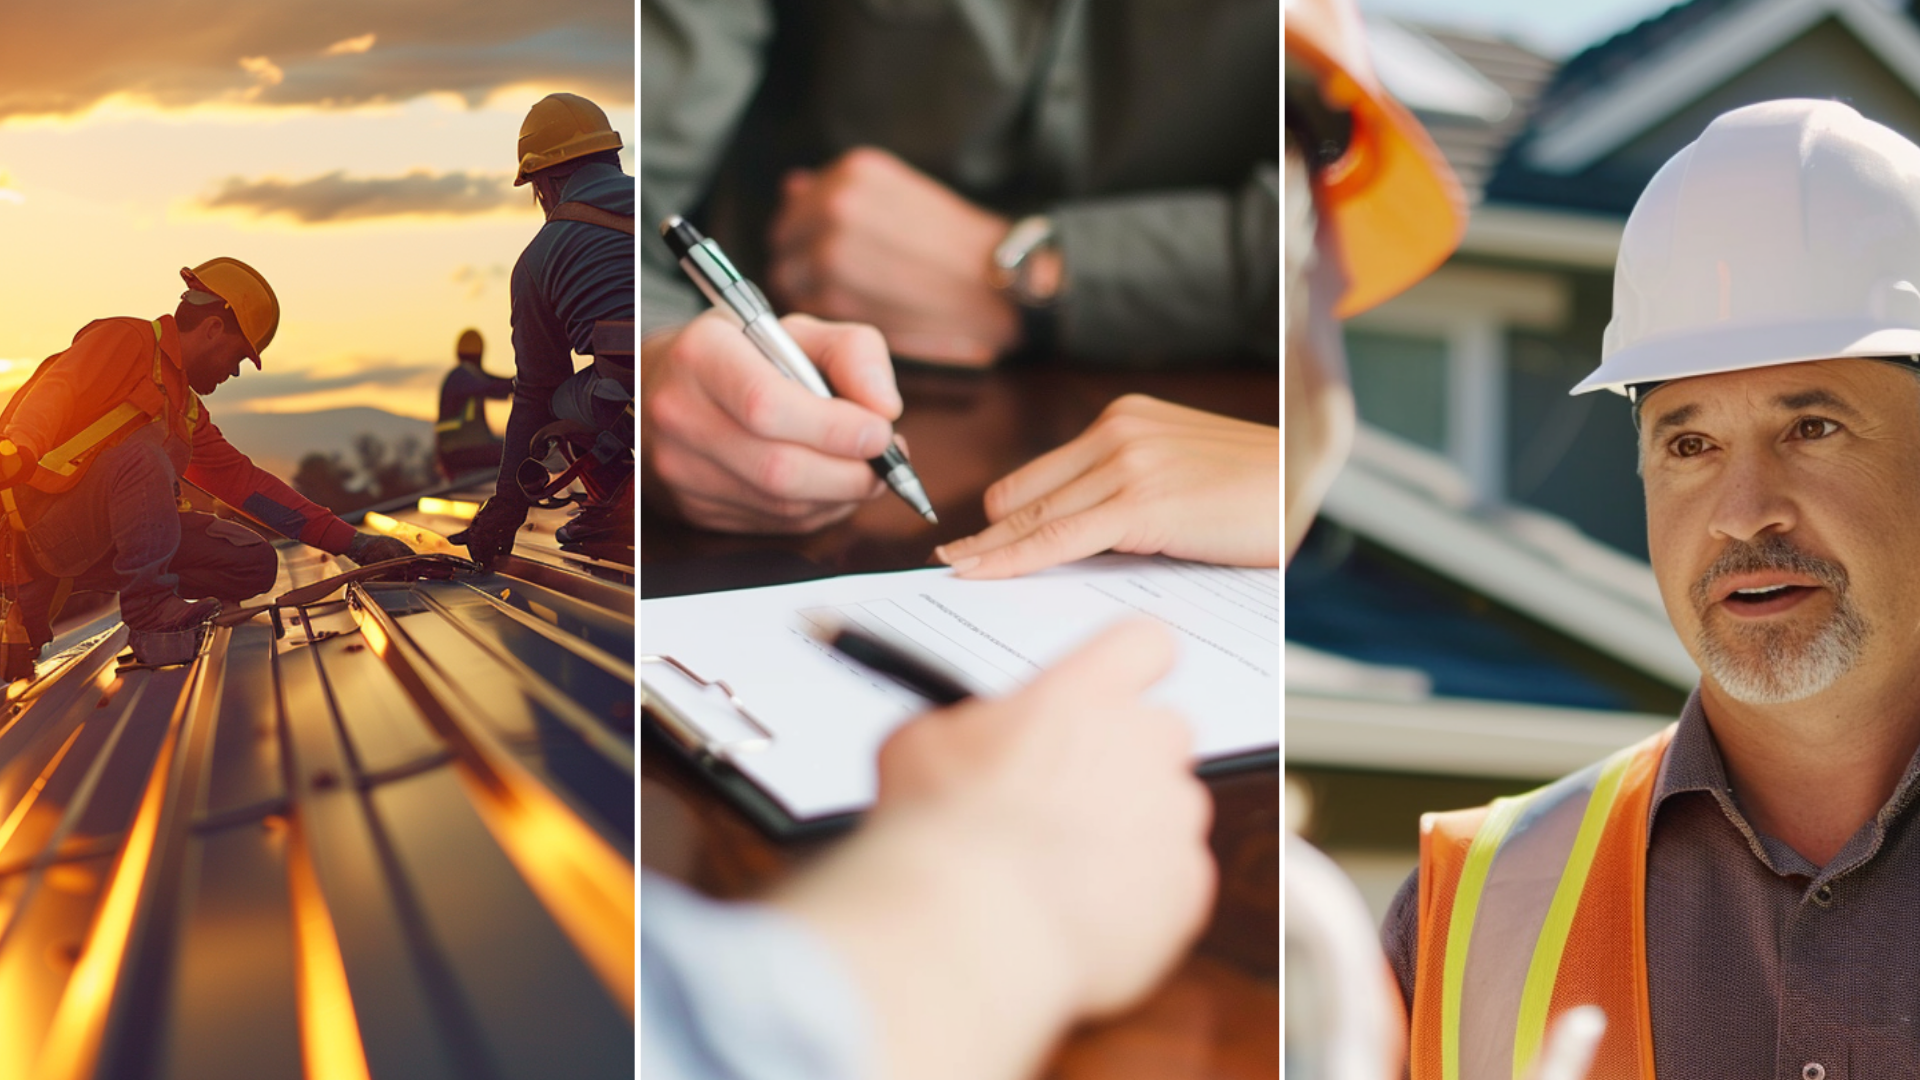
[547,201,635,235]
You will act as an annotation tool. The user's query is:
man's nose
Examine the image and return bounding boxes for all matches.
[1707,449,1798,543]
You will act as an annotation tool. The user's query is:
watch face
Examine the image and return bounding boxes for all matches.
[993,215,1057,301]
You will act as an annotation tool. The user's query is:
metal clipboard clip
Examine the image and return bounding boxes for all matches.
[639,654,776,760]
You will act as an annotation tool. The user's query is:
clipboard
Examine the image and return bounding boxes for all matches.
[641,653,863,839]
[641,649,1276,840]
[642,556,1280,839]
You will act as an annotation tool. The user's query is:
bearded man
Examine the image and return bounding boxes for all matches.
[1385,99,1920,1078]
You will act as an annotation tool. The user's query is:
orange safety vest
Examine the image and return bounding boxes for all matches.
[1409,725,1675,1080]
[0,318,202,557]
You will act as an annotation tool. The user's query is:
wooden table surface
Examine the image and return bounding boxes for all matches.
[640,361,1280,1079]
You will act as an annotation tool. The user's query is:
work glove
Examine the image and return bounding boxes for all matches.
[0,440,38,490]
[343,531,415,567]
[449,496,529,566]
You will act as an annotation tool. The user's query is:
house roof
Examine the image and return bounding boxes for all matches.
[0,484,633,1078]
[1383,22,1560,205]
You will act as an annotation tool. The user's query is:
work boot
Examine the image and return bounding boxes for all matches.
[122,594,219,666]
[555,487,633,548]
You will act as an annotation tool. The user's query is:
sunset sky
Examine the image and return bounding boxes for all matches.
[0,1,633,430]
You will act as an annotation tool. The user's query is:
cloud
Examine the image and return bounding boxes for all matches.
[451,263,511,299]
[210,360,444,408]
[0,2,631,120]
[323,33,377,57]
[203,169,524,223]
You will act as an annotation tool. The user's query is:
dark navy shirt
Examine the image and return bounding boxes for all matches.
[500,162,635,501]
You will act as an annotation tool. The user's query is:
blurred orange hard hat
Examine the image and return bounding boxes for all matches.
[179,257,279,367]
[456,328,484,358]
[1286,0,1467,316]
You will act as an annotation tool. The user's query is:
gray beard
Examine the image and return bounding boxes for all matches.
[1695,598,1869,704]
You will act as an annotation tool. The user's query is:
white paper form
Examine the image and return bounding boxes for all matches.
[641,554,1279,821]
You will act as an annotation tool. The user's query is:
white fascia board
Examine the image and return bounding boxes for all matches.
[1526,0,1832,174]
[1348,261,1571,331]
[1318,453,1701,689]
[1457,204,1625,270]
[1286,692,1672,780]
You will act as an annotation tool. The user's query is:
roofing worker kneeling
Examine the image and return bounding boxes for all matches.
[1386,100,1920,1077]
[0,259,412,669]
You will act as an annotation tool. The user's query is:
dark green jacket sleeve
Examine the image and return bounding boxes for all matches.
[1053,164,1279,366]
[640,0,773,337]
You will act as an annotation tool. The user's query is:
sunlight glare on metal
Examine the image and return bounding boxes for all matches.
[417,497,480,520]
[287,822,373,1080]
[0,724,84,859]
[34,706,182,1080]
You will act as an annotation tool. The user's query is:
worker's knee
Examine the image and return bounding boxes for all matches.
[92,435,174,494]
[180,518,277,602]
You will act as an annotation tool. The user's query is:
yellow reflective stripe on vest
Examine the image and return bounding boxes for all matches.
[1511,746,1636,1077]
[35,402,148,476]
[38,319,167,478]
[1441,795,1528,1080]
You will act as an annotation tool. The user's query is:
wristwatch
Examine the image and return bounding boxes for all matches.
[989,215,1063,307]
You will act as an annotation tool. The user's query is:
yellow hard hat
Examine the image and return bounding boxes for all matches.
[1286,0,1466,316]
[179,257,279,367]
[515,93,623,186]
[456,328,484,358]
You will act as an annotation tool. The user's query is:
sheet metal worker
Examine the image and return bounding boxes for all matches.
[433,328,514,481]
[1383,99,1920,1079]
[0,259,413,665]
[457,93,635,563]
[640,0,1277,535]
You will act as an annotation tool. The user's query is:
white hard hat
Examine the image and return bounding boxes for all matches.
[1574,99,1920,397]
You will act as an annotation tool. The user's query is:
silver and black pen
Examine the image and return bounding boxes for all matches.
[658,215,938,524]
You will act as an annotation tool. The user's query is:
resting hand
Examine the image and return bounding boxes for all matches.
[935,395,1281,579]
[768,147,1018,368]
[641,309,899,534]
[772,620,1214,1080]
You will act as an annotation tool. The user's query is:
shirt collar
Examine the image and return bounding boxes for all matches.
[1650,687,1920,881]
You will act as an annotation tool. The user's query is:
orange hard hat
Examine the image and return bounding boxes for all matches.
[1286,0,1466,316]
[179,257,279,367]
[456,328,484,358]
[516,93,623,186]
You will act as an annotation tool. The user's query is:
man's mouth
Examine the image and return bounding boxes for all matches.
[1715,578,1821,616]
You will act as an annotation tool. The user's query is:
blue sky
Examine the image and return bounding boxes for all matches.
[1358,0,1684,56]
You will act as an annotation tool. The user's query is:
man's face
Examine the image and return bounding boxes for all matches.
[1641,358,1920,705]
[182,316,251,395]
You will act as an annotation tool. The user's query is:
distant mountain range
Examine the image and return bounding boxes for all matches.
[209,406,436,480]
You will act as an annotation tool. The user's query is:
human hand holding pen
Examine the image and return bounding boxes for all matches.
[640,308,903,534]
[772,620,1215,1080]
[935,394,1282,579]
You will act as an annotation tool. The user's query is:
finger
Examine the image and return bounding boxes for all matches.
[1020,619,1178,709]
[781,315,903,420]
[951,499,1138,579]
[691,331,896,457]
[656,418,887,513]
[978,428,1124,524]
[769,169,829,259]
[936,465,1123,564]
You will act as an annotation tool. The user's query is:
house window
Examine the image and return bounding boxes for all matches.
[1344,328,1450,454]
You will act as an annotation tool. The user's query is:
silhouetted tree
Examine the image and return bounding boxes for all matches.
[294,433,437,512]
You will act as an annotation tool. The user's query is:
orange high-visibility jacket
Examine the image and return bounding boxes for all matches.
[0,316,354,553]
[1409,726,1675,1080]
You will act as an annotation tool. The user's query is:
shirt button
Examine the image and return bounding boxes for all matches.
[1812,884,1835,908]
[1804,1063,1826,1080]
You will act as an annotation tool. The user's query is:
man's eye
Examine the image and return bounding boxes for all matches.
[1671,434,1709,458]
[1795,417,1841,440]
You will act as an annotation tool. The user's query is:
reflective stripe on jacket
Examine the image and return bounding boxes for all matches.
[1411,726,1675,1080]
